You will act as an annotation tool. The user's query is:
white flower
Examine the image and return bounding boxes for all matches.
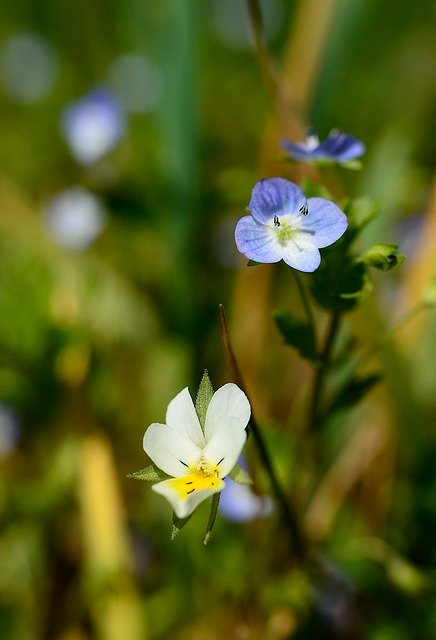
[143,383,250,519]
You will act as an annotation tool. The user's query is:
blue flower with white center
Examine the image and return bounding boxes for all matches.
[61,87,126,165]
[235,177,348,272]
[219,478,273,523]
[281,130,365,164]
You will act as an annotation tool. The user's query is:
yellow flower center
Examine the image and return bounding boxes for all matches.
[168,457,224,499]
[275,222,297,246]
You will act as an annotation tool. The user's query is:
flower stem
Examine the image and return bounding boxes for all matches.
[293,271,317,351]
[307,311,341,432]
[219,304,307,560]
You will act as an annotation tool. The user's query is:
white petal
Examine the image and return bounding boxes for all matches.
[203,418,247,477]
[281,235,321,272]
[165,387,205,447]
[152,476,224,519]
[204,383,251,441]
[143,423,201,477]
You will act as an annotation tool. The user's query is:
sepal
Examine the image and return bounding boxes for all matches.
[195,370,214,429]
[228,463,252,485]
[127,464,169,482]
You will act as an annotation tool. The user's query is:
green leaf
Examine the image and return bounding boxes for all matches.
[312,260,373,312]
[127,464,169,482]
[325,373,382,417]
[340,159,363,171]
[273,310,318,361]
[344,196,381,234]
[359,243,406,271]
[228,463,252,485]
[299,177,333,200]
[195,370,214,429]
[203,493,221,545]
[171,511,193,540]
[247,259,261,267]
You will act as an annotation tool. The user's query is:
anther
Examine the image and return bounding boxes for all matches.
[274,215,280,227]
[299,204,309,216]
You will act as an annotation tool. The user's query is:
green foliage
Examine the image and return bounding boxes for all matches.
[127,465,169,482]
[311,253,374,312]
[422,277,436,308]
[324,373,382,417]
[344,196,382,238]
[273,310,318,361]
[299,177,333,200]
[195,370,214,429]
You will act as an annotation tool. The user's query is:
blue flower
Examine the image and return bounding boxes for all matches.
[281,130,365,164]
[235,177,348,272]
[219,478,273,523]
[61,88,126,165]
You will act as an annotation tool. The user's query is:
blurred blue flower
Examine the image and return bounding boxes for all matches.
[0,403,20,459]
[281,130,365,164]
[61,88,126,165]
[235,177,348,272]
[220,478,273,523]
[44,187,107,251]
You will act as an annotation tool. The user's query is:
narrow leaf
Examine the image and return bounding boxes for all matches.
[273,310,318,361]
[326,374,382,417]
[195,370,214,429]
[127,465,168,482]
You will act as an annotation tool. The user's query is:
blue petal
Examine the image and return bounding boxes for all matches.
[248,178,305,224]
[281,237,321,272]
[235,216,282,263]
[280,139,318,161]
[300,198,348,248]
[318,132,365,161]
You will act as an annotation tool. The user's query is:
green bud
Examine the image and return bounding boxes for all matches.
[359,243,406,271]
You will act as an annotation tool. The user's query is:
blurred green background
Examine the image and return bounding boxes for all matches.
[0,1,435,639]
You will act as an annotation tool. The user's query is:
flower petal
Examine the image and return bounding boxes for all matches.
[280,139,317,161]
[203,418,247,477]
[220,479,274,522]
[205,383,250,441]
[300,198,348,248]
[281,236,321,272]
[152,476,224,519]
[235,215,282,263]
[318,133,365,161]
[143,423,201,477]
[248,178,306,224]
[165,387,205,448]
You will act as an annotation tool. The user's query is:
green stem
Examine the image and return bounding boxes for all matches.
[307,311,341,432]
[219,305,307,560]
[249,413,307,559]
[293,271,317,351]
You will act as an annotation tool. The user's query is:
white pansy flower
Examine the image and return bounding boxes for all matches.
[143,383,250,519]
